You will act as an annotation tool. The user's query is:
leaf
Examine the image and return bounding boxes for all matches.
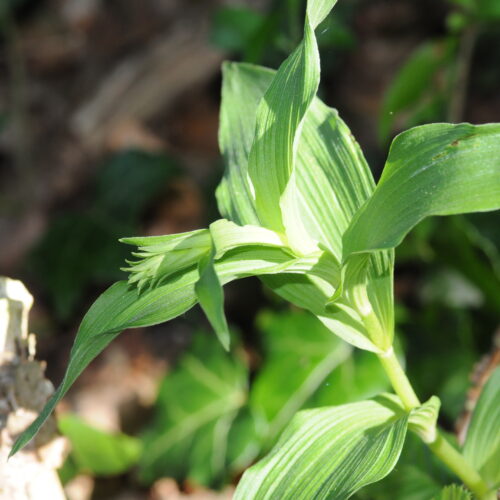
[433,484,472,500]
[247,0,337,234]
[250,309,352,442]
[218,60,394,351]
[343,123,500,258]
[234,396,408,500]
[408,395,441,444]
[210,6,264,54]
[463,366,500,488]
[58,414,141,476]
[138,331,247,486]
[310,348,390,407]
[195,244,230,350]
[379,41,448,142]
[11,242,341,455]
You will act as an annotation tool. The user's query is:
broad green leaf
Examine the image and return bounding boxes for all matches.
[247,0,337,234]
[434,484,472,500]
[379,41,447,142]
[58,414,141,476]
[195,244,230,350]
[250,309,352,442]
[344,123,500,258]
[463,366,500,488]
[234,396,408,500]
[138,331,247,486]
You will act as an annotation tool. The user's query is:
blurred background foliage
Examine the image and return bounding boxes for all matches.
[0,0,499,499]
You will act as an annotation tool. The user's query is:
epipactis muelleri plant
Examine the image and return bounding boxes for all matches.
[12,1,500,498]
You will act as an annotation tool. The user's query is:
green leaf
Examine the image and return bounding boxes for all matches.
[344,123,500,258]
[138,331,247,486]
[379,41,448,142]
[463,366,500,488]
[250,309,352,442]
[247,0,337,234]
[433,484,472,500]
[210,6,264,54]
[58,414,141,476]
[218,60,394,352]
[408,395,441,444]
[235,396,408,499]
[195,244,230,351]
[11,241,342,455]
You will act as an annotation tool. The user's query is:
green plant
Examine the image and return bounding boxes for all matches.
[11,0,500,498]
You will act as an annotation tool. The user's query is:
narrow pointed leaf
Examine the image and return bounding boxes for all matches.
[247,0,337,234]
[235,397,408,499]
[10,244,340,455]
[463,366,500,487]
[344,123,500,258]
[195,245,230,350]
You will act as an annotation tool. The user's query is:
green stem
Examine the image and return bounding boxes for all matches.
[377,348,494,499]
[429,433,495,500]
[377,348,420,410]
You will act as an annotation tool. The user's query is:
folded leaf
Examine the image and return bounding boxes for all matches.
[234,397,408,499]
[247,0,337,234]
[463,366,500,488]
[344,123,500,258]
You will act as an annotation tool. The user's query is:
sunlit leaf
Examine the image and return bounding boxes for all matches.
[235,396,408,499]
[344,123,500,257]
[195,244,230,350]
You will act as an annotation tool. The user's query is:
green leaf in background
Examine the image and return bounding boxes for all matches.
[58,414,141,476]
[343,122,500,257]
[310,348,390,407]
[463,366,500,488]
[210,6,264,54]
[379,41,448,142]
[250,309,352,442]
[138,331,247,486]
[235,396,408,500]
[434,484,472,500]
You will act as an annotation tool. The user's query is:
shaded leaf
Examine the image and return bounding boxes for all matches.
[138,331,247,486]
[434,484,472,500]
[58,414,141,476]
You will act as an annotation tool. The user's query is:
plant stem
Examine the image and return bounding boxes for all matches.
[428,432,495,500]
[377,348,420,410]
[377,348,494,499]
